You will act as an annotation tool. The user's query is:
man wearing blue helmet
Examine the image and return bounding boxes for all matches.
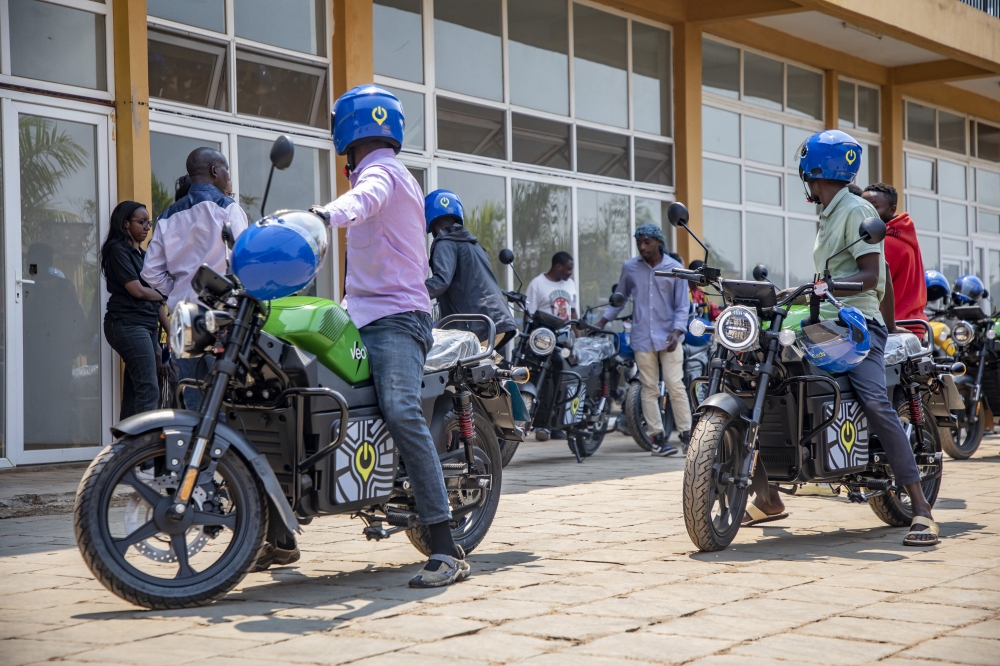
[312,85,470,586]
[762,130,939,545]
[424,189,516,349]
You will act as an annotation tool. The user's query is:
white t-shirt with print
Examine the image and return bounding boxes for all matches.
[525,274,578,321]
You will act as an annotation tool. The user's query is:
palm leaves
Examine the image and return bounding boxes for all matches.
[19,116,87,226]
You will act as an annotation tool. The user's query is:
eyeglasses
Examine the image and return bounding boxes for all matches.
[129,218,152,228]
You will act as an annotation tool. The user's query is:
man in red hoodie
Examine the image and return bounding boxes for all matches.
[862,183,928,334]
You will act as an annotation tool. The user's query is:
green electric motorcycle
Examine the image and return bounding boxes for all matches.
[74,138,525,609]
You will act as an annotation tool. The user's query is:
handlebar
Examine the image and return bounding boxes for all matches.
[504,290,526,304]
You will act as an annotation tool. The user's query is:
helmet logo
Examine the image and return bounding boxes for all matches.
[845,149,857,165]
[372,106,388,126]
[440,197,450,207]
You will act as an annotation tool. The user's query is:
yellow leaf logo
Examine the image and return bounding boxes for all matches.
[355,441,376,483]
[839,420,856,453]
[845,149,857,165]
[372,106,388,126]
[571,397,580,414]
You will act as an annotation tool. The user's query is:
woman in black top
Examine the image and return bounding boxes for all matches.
[101,201,169,419]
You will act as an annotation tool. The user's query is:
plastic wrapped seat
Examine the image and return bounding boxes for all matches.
[424,328,481,372]
[572,337,616,366]
[884,331,923,366]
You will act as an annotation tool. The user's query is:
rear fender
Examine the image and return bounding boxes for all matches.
[111,409,301,535]
[695,392,750,423]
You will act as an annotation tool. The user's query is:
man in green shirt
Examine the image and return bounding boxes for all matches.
[755,130,938,546]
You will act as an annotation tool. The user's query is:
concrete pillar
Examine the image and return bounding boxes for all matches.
[112,0,151,207]
[882,84,904,190]
[673,22,703,264]
[825,69,838,130]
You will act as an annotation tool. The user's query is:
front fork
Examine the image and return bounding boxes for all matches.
[736,317,785,489]
[968,347,988,425]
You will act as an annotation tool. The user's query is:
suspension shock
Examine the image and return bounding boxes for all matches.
[908,392,924,425]
[454,389,475,468]
[601,372,610,399]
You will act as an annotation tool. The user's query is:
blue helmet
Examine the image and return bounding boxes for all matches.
[796,306,870,374]
[925,270,950,302]
[798,130,863,184]
[425,189,464,233]
[332,85,404,156]
[952,274,986,305]
[232,210,329,301]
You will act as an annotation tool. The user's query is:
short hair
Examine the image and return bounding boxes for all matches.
[864,182,898,208]
[689,259,705,271]
[551,251,573,267]
[186,147,227,178]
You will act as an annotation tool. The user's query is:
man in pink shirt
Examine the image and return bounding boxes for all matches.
[313,86,468,588]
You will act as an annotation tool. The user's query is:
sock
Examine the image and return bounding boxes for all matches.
[426,520,460,569]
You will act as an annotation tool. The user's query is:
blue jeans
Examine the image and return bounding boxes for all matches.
[360,311,451,525]
[105,318,159,419]
[178,356,214,411]
[847,322,922,486]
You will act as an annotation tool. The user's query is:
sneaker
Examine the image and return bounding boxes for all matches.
[650,432,679,457]
[251,541,301,572]
[408,553,471,588]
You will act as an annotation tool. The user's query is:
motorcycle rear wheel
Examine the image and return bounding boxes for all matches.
[624,381,674,451]
[943,389,985,460]
[683,409,749,552]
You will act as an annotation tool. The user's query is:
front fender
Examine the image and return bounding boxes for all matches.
[111,409,301,535]
[516,381,537,398]
[695,392,750,422]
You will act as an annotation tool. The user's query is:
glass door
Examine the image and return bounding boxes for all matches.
[149,123,230,220]
[1,99,112,465]
[974,242,1000,315]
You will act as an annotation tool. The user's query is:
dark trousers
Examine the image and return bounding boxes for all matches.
[846,322,922,486]
[105,318,160,419]
[178,356,214,411]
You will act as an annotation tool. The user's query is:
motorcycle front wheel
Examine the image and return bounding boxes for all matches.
[74,431,267,609]
[623,381,674,451]
[683,409,749,552]
[943,388,985,460]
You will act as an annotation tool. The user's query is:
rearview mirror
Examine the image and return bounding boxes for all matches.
[859,217,886,244]
[221,222,236,250]
[667,202,689,228]
[610,292,626,308]
[752,264,769,281]
[499,248,515,265]
[270,135,295,170]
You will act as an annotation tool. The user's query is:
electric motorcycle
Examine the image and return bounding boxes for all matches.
[661,202,950,552]
[74,137,525,609]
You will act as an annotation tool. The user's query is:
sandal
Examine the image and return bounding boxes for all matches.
[408,553,471,588]
[742,501,789,526]
[903,515,940,547]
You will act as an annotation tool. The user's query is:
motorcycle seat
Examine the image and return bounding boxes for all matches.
[424,328,482,373]
[885,331,923,366]
[572,337,616,365]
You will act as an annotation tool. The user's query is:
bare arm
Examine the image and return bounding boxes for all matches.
[880,270,903,333]
[124,280,165,302]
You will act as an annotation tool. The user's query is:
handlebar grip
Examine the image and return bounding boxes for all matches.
[832,281,863,292]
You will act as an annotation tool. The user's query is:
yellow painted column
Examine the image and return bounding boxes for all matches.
[331,0,374,299]
[881,84,904,191]
[112,0,151,207]
[673,22,703,265]
[825,69,838,130]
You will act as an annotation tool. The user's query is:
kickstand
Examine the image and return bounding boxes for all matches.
[569,435,584,463]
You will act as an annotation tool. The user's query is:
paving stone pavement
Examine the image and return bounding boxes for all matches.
[1,431,999,665]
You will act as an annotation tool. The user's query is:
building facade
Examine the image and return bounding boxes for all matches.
[2,0,1000,466]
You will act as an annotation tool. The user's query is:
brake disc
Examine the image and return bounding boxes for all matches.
[123,471,209,563]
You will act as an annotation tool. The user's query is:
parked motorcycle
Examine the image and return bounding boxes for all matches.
[499,249,621,462]
[74,137,525,609]
[661,202,950,552]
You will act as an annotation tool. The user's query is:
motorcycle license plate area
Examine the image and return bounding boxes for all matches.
[816,398,870,478]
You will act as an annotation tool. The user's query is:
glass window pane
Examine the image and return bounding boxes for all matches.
[979,210,1000,234]
[942,238,968,257]
[150,132,222,220]
[512,113,570,170]
[702,106,740,157]
[437,168,507,281]
[148,30,229,110]
[437,97,506,159]
[574,4,627,128]
[10,0,107,90]
[703,206,741,279]
[632,22,671,137]
[703,159,740,204]
[838,80,855,128]
[743,52,782,111]
[235,50,329,128]
[976,122,1000,163]
[702,39,739,99]
[434,0,503,101]
[18,115,101,450]
[907,102,936,147]
[990,250,1000,309]
[745,213,784,286]
[908,195,939,231]
[512,180,571,284]
[786,65,822,119]
[977,169,1000,207]
[576,127,629,180]
[857,85,879,133]
[0,121,3,458]
[787,174,818,215]
[381,85,424,150]
[235,0,325,55]
[238,137,329,218]
[744,117,782,165]
[508,0,568,116]
[786,126,813,167]
[373,0,424,83]
[578,190,631,312]
[634,138,673,186]
[939,110,967,155]
[938,161,966,200]
[635,198,672,250]
[148,0,225,32]
[788,217,818,286]
[406,166,426,193]
[919,234,939,271]
[906,155,935,191]
[941,202,968,236]
[858,144,879,190]
[746,171,781,206]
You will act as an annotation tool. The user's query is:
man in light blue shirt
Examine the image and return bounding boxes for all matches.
[598,224,691,456]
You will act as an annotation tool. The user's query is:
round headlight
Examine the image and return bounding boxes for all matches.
[716,305,759,352]
[528,327,557,355]
[169,303,195,357]
[952,321,974,346]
